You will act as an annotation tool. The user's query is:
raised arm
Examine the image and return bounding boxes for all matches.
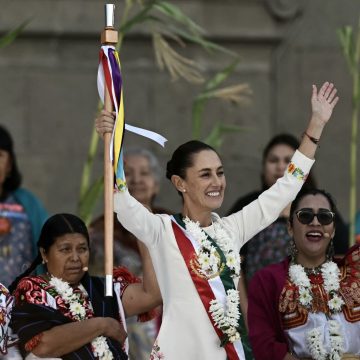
[298,82,338,159]
[223,82,339,246]
[121,240,162,317]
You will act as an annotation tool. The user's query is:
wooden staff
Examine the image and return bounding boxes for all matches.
[101,3,118,297]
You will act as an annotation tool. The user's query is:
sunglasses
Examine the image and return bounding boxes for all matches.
[295,209,335,225]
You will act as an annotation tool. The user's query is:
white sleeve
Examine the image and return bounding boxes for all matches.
[114,189,164,248]
[222,150,315,248]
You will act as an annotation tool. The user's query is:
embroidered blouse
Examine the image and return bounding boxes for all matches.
[248,245,360,360]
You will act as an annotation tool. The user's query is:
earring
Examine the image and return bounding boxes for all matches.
[288,239,298,261]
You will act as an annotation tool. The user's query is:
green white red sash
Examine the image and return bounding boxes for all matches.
[171,214,245,360]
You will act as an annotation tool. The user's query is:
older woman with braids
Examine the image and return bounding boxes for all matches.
[9,213,161,360]
[96,82,339,360]
[247,189,360,360]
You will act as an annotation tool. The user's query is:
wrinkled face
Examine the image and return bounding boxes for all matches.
[181,150,226,212]
[289,194,335,261]
[263,144,294,187]
[42,233,90,285]
[125,154,159,206]
[0,150,11,187]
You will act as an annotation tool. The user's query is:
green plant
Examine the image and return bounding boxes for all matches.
[0,21,29,49]
[192,60,252,148]
[337,17,360,246]
[78,0,250,224]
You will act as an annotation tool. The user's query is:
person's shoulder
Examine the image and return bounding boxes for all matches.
[17,275,45,289]
[14,275,47,304]
[13,187,38,200]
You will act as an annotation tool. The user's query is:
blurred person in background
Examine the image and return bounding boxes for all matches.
[0,125,48,360]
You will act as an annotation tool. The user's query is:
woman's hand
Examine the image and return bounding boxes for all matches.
[298,82,339,159]
[310,82,339,126]
[95,110,116,139]
[101,317,127,344]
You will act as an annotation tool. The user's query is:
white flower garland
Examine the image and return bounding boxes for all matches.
[183,217,241,343]
[306,320,344,360]
[183,217,241,278]
[49,277,114,360]
[289,261,344,312]
[289,261,345,360]
[209,289,241,343]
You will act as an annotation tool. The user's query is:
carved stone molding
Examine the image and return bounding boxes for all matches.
[264,0,303,21]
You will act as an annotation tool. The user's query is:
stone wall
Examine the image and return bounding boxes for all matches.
[0,0,359,221]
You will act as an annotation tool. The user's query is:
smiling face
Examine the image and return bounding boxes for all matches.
[177,150,226,219]
[263,144,294,187]
[125,154,159,207]
[41,233,90,285]
[289,194,335,266]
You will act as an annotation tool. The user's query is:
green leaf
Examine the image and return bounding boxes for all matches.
[78,176,104,226]
[154,1,205,36]
[0,20,30,49]
[119,2,157,34]
[191,61,241,138]
[337,26,355,71]
[165,24,236,56]
[203,123,248,150]
[205,59,240,91]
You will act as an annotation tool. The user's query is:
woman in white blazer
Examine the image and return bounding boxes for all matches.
[96,82,339,360]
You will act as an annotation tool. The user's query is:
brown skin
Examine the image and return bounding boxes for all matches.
[288,194,335,268]
[0,149,11,195]
[34,233,161,357]
[263,144,295,188]
[171,150,225,227]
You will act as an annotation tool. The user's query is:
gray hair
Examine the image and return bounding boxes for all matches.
[124,147,162,183]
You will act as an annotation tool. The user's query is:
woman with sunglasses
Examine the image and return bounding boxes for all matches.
[247,188,360,360]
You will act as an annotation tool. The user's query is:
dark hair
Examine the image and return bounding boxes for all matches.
[261,133,317,190]
[262,133,299,163]
[166,140,219,195]
[289,188,337,225]
[0,125,22,195]
[9,213,89,292]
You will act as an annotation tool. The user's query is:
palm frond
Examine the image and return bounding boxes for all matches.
[152,32,205,83]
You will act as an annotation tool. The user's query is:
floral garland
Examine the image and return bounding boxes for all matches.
[289,261,345,360]
[183,217,241,343]
[306,320,344,360]
[49,277,114,360]
[289,261,344,312]
[183,217,240,279]
[209,289,241,344]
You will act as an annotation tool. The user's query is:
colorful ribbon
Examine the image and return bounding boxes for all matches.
[97,45,167,190]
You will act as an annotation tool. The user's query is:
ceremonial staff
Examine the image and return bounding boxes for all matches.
[99,4,120,297]
[97,3,167,297]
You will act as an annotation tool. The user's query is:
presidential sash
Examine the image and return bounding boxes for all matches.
[171,214,250,360]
